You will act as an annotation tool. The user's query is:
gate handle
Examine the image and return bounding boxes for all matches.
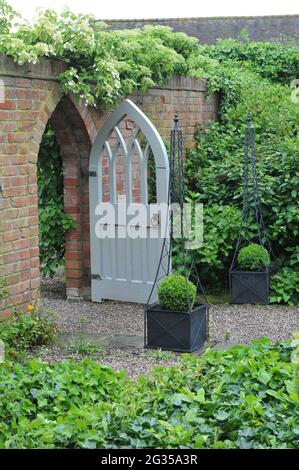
[151,213,159,226]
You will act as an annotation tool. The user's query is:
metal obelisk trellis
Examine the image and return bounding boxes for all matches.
[229,116,276,303]
[230,117,275,272]
[144,115,208,351]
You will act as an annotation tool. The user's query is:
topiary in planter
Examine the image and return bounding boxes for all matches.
[237,243,270,271]
[157,274,196,311]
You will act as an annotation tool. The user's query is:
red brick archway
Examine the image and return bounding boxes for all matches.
[0,56,218,313]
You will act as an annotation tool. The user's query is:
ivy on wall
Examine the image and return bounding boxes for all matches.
[37,126,77,278]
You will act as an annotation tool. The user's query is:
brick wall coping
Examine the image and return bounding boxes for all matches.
[153,76,207,92]
[0,55,67,81]
[0,55,208,92]
[103,15,299,45]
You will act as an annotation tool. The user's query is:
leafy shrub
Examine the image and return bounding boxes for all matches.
[0,277,7,303]
[0,339,298,448]
[0,6,198,107]
[0,0,18,34]
[185,40,298,292]
[172,202,241,288]
[292,333,299,396]
[202,38,299,85]
[237,243,270,271]
[158,274,196,311]
[0,305,58,354]
[270,268,299,306]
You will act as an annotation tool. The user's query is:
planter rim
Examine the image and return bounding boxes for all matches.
[230,266,279,274]
[146,303,208,315]
[230,269,269,274]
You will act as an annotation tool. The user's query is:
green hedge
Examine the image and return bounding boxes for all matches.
[185,40,298,298]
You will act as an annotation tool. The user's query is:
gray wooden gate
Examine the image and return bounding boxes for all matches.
[89,99,169,303]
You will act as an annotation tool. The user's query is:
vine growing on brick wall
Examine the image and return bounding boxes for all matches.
[1,1,297,109]
[0,278,7,303]
[0,2,201,107]
[37,126,77,278]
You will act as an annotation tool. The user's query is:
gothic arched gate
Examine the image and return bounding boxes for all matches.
[89,100,169,303]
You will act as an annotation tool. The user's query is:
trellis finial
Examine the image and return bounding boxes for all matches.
[173,114,180,130]
[247,115,254,128]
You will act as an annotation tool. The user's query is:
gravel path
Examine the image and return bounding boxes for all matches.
[42,297,144,336]
[39,273,299,379]
[209,304,299,344]
[41,295,299,345]
[29,346,180,380]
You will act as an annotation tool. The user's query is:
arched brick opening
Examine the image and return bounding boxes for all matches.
[47,96,93,300]
[0,58,99,312]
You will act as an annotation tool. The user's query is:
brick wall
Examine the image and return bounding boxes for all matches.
[0,56,218,312]
[133,76,218,145]
[105,15,299,44]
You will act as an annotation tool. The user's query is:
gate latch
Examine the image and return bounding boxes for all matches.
[91,273,101,280]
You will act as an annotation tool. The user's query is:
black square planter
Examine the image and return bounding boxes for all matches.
[145,304,208,353]
[230,270,270,304]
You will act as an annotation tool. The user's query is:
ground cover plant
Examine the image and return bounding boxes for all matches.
[0,338,298,449]
[270,268,299,307]
[0,304,58,358]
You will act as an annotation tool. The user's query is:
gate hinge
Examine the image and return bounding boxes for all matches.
[91,273,101,280]
[89,170,97,177]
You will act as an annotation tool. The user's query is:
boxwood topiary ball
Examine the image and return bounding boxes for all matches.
[157,274,196,311]
[237,243,270,271]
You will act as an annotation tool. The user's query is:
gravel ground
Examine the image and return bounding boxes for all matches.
[42,297,145,336]
[41,296,299,344]
[38,273,299,379]
[28,346,180,381]
[209,303,299,344]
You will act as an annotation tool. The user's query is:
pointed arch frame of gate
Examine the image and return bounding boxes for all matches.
[89,99,169,303]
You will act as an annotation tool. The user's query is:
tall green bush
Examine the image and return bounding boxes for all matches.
[270,268,299,307]
[185,40,298,294]
[172,198,241,288]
